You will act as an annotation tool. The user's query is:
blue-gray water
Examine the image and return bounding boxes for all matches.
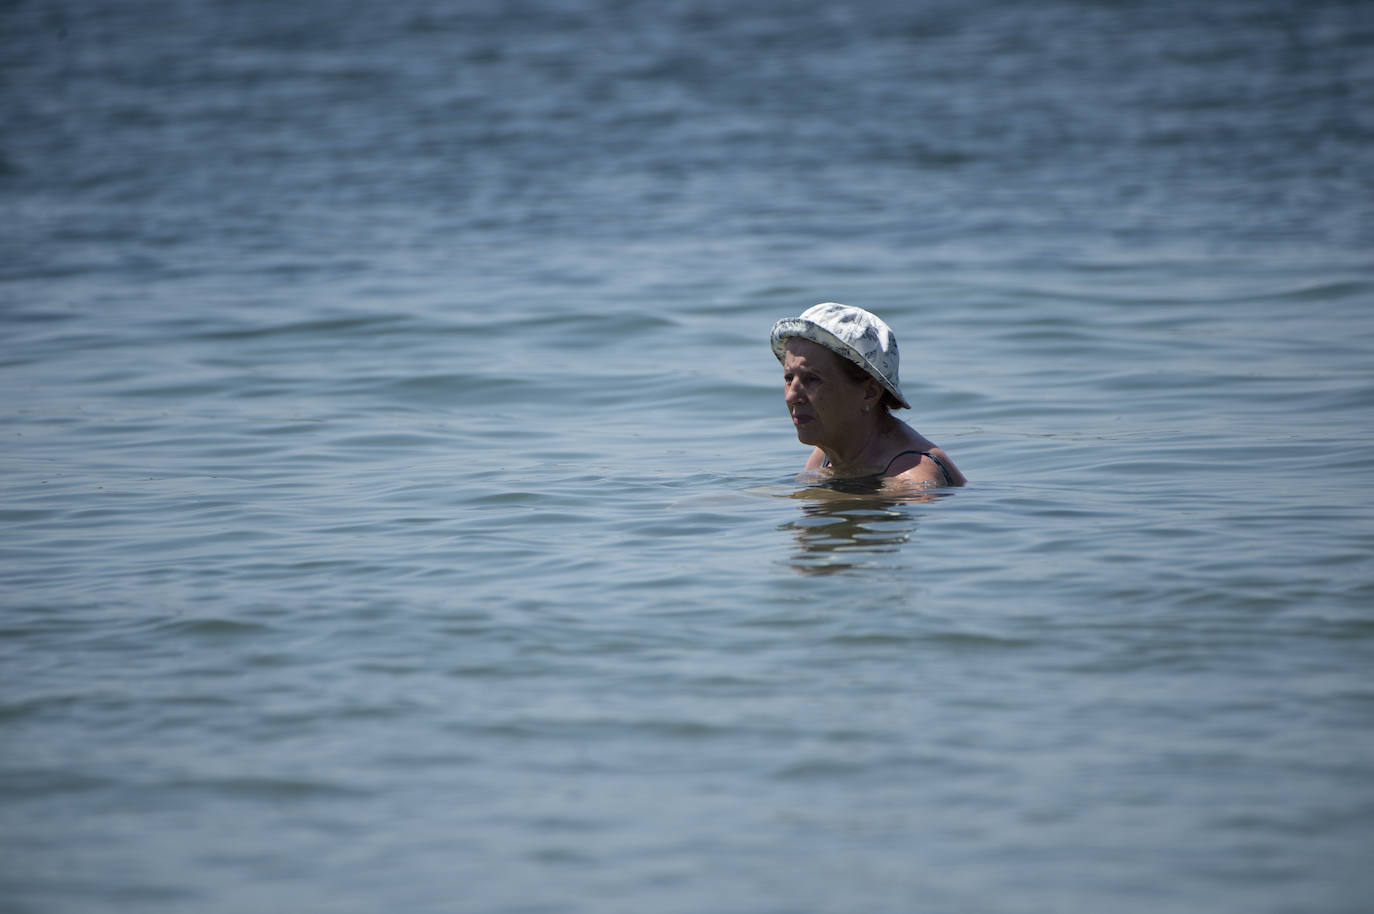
[4,1,1374,911]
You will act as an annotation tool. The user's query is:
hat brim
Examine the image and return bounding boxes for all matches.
[770,317,910,409]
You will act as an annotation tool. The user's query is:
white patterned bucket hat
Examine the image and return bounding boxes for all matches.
[770,302,910,409]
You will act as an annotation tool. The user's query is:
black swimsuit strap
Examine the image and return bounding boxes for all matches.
[822,450,956,486]
[884,449,950,484]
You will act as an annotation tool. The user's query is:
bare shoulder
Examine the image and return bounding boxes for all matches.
[926,446,967,486]
[886,444,966,487]
[803,447,827,471]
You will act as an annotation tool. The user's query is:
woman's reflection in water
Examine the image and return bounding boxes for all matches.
[782,477,950,576]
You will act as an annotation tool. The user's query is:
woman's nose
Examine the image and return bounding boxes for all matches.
[784,379,803,403]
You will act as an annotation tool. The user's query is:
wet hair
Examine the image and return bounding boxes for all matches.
[835,356,904,412]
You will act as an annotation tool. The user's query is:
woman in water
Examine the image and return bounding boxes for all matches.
[771,302,965,488]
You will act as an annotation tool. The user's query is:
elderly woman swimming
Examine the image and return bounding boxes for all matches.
[771,303,965,487]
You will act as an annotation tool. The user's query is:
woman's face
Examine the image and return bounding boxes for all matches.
[782,339,876,448]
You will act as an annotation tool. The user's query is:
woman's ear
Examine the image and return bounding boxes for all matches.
[865,379,883,408]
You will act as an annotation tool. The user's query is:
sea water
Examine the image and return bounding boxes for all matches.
[3,1,1373,911]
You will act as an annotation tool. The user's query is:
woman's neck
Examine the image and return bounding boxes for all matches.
[821,415,896,475]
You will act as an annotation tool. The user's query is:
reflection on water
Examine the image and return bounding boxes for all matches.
[782,481,949,575]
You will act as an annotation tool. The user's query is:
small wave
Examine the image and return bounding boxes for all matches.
[165,775,371,800]
[155,617,275,638]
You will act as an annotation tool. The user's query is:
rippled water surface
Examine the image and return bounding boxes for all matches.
[4,0,1374,911]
